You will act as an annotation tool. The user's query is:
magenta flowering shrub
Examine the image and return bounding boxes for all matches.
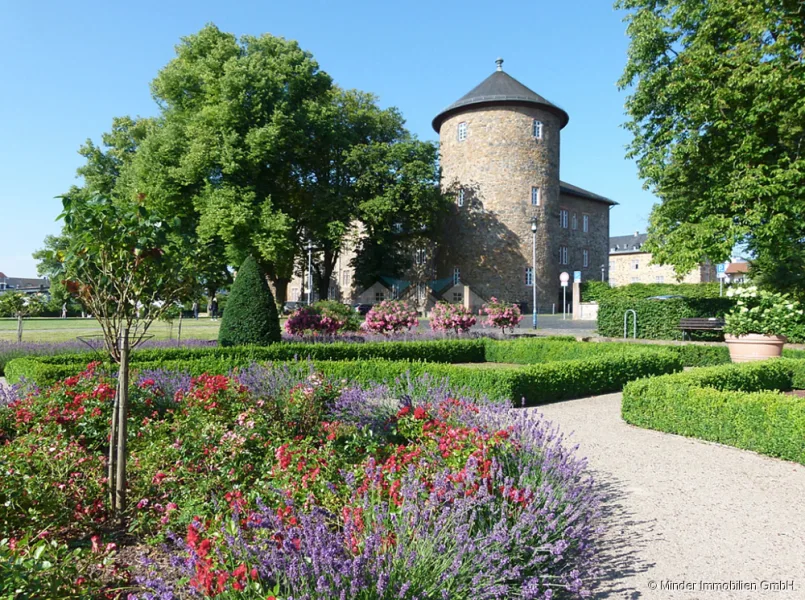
[430,301,477,334]
[483,297,523,333]
[284,305,341,336]
[363,300,419,335]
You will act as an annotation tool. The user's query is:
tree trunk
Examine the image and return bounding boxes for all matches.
[316,248,338,301]
[271,277,290,306]
[16,315,22,343]
[107,386,119,511]
[114,328,130,521]
[177,313,183,346]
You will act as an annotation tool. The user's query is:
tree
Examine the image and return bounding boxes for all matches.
[59,192,198,518]
[218,256,281,346]
[0,292,46,342]
[348,140,449,289]
[141,24,333,304]
[617,0,805,291]
[298,87,406,299]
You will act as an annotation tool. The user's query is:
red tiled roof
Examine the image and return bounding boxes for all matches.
[726,262,750,274]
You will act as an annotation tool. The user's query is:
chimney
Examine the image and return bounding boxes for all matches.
[634,231,639,237]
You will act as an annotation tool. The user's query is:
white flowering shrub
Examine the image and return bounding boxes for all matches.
[724,286,805,338]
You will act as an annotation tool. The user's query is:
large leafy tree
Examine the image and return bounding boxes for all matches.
[297,87,406,299]
[348,140,448,289]
[140,24,332,303]
[618,0,805,289]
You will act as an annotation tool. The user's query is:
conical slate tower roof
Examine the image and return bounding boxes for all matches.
[432,59,569,132]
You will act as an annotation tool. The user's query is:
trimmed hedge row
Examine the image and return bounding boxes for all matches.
[597,297,734,340]
[6,338,681,385]
[622,359,805,464]
[6,348,682,406]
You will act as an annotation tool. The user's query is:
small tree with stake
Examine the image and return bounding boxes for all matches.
[0,292,46,342]
[57,192,197,521]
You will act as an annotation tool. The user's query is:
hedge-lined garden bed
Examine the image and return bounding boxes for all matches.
[622,359,805,464]
[6,339,683,406]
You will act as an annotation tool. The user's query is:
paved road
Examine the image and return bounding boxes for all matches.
[535,394,805,600]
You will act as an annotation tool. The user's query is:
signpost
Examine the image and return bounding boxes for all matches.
[716,263,727,296]
[560,272,569,320]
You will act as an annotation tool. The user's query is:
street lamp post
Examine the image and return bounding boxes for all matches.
[531,216,538,330]
[306,241,313,305]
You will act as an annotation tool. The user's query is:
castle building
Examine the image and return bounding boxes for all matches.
[288,60,617,314]
[432,59,616,312]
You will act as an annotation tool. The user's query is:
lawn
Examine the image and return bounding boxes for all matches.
[0,317,221,342]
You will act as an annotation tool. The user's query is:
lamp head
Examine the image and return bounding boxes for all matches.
[530,216,538,233]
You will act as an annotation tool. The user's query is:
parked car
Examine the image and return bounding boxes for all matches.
[646,295,686,300]
[282,301,305,315]
[353,303,373,316]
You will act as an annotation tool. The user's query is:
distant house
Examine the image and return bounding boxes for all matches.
[0,272,50,295]
[724,261,750,285]
[608,233,717,286]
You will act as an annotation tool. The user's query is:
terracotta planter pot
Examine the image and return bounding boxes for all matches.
[724,333,786,363]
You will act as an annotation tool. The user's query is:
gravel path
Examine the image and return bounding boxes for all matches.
[534,393,805,600]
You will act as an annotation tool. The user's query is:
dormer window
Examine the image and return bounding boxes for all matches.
[531,186,540,206]
[458,122,467,142]
[532,120,543,139]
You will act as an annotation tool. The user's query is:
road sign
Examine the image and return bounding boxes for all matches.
[717,271,727,280]
[560,272,569,287]
[573,271,582,283]
[716,263,726,274]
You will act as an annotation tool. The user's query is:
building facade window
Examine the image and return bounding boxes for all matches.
[453,267,461,285]
[583,214,589,233]
[559,246,569,265]
[417,283,426,301]
[291,287,300,301]
[583,249,589,268]
[633,259,639,270]
[457,188,465,207]
[571,213,578,230]
[526,267,534,286]
[453,292,463,303]
[531,186,540,206]
[656,276,665,283]
[341,271,349,286]
[532,120,543,139]
[559,209,569,229]
[415,248,426,265]
[631,277,640,284]
[375,291,385,303]
[458,122,467,141]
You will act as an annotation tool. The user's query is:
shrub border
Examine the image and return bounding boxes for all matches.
[622,359,805,464]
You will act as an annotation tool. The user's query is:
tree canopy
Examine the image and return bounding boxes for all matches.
[618,0,805,288]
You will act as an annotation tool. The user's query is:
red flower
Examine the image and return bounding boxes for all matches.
[396,406,410,417]
[413,406,427,420]
[197,538,212,558]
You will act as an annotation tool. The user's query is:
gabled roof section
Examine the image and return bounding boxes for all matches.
[560,181,618,206]
[432,60,570,132]
[610,232,649,254]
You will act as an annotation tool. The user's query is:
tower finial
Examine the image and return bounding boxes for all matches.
[495,57,503,72]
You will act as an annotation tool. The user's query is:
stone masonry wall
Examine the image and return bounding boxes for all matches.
[609,252,717,286]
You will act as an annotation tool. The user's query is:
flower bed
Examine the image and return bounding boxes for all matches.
[0,363,602,598]
[622,358,805,464]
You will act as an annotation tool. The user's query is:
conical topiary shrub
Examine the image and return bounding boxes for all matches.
[218,256,281,347]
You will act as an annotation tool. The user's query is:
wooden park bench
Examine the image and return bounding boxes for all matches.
[679,317,725,340]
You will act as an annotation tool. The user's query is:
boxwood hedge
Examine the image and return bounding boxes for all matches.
[5,341,682,406]
[622,359,805,464]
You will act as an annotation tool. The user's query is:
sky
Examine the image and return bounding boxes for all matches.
[0,0,657,278]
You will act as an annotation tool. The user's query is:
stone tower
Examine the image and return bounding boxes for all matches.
[433,59,613,311]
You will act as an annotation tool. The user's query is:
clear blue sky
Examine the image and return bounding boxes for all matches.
[0,0,656,278]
